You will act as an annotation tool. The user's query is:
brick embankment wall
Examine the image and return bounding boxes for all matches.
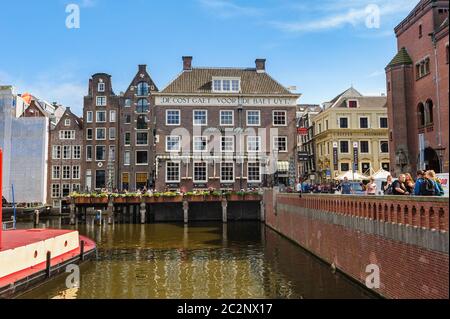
[264,191,449,299]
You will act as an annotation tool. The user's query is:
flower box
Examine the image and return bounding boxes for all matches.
[185,195,205,202]
[126,197,141,204]
[227,194,245,202]
[74,197,91,204]
[244,194,262,201]
[91,197,109,204]
[204,195,222,202]
[163,195,184,203]
[113,197,126,204]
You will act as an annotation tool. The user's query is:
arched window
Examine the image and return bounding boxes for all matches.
[137,82,149,96]
[137,115,148,130]
[426,99,433,125]
[418,103,425,127]
[137,99,149,113]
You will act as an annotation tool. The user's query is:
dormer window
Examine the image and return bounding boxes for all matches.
[64,119,71,126]
[348,100,358,108]
[212,77,240,93]
[98,82,105,92]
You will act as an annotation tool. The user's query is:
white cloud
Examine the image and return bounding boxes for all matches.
[197,0,263,18]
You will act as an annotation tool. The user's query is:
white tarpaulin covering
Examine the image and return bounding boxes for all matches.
[372,169,391,180]
[335,171,370,181]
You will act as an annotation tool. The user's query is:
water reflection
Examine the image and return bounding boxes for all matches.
[18,220,374,299]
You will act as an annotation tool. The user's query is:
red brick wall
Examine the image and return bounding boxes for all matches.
[264,191,449,299]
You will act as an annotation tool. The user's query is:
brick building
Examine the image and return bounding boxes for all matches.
[83,73,120,191]
[119,65,158,191]
[47,108,84,207]
[153,57,300,192]
[386,0,449,175]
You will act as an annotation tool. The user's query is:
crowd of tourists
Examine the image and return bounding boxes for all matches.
[382,170,444,196]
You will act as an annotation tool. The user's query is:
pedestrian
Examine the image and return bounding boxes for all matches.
[405,173,415,194]
[383,175,393,195]
[392,174,409,195]
[425,170,444,196]
[366,177,377,195]
[413,170,426,195]
[340,177,353,195]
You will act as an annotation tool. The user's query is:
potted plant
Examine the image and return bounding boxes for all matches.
[112,193,126,204]
[91,193,109,204]
[162,191,183,202]
[184,191,205,202]
[244,191,262,201]
[204,190,223,201]
[125,193,141,204]
[71,192,91,204]
[227,191,245,201]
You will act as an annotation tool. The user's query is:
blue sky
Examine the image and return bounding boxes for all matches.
[0,0,417,116]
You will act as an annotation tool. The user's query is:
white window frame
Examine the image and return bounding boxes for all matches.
[124,151,131,166]
[96,96,107,107]
[63,145,71,160]
[379,116,388,129]
[72,166,80,180]
[359,116,370,129]
[110,110,116,123]
[86,145,93,162]
[64,119,71,126]
[52,166,60,180]
[193,136,208,152]
[338,116,349,129]
[98,82,105,92]
[136,132,149,146]
[52,146,61,159]
[72,145,81,159]
[193,110,208,126]
[109,145,116,162]
[246,110,261,126]
[51,184,61,199]
[273,110,287,127]
[136,150,148,166]
[95,145,106,162]
[360,140,370,154]
[124,132,131,146]
[62,183,71,197]
[221,136,235,153]
[166,136,181,152]
[62,165,71,180]
[166,161,181,183]
[166,109,181,126]
[193,161,208,183]
[109,127,116,141]
[247,136,261,153]
[380,141,389,153]
[96,128,106,141]
[86,128,93,141]
[273,136,288,153]
[339,140,351,154]
[86,111,93,123]
[220,110,234,126]
[220,162,235,183]
[247,162,262,183]
[96,111,107,123]
[212,77,241,93]
[347,99,359,108]
[124,99,132,108]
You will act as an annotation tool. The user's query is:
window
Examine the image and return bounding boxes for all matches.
[98,82,105,92]
[213,80,221,92]
[62,166,71,179]
[193,136,207,152]
[96,111,106,123]
[136,132,148,145]
[110,110,116,123]
[166,110,180,125]
[220,163,234,183]
[166,136,181,152]
[348,100,358,108]
[231,80,240,92]
[86,170,92,192]
[193,110,207,126]
[64,119,71,126]
[382,162,390,171]
[52,146,61,159]
[96,96,107,107]
[325,120,329,130]
[63,146,71,159]
[418,103,425,127]
[425,99,434,125]
[419,24,422,38]
[96,146,106,161]
[247,136,261,152]
[273,137,288,152]
[122,173,130,190]
[51,184,60,198]
[72,146,81,159]
[52,166,60,180]
[105,147,113,163]
[109,127,116,140]
[380,141,389,153]
[124,151,131,165]
[96,128,106,140]
[340,141,349,153]
[379,117,388,128]
[86,128,93,140]
[125,132,131,146]
[221,136,234,152]
[220,110,234,126]
[247,111,260,126]
[247,162,261,183]
[361,163,371,174]
[136,173,148,190]
[193,162,208,183]
[340,163,350,172]
[72,184,81,192]
[416,58,430,79]
[339,117,349,128]
[359,117,369,129]
[61,184,70,198]
[72,166,80,180]
[124,114,131,124]
[137,82,149,96]
[137,99,149,113]
[360,141,369,153]
[137,115,148,130]
[446,45,449,65]
[124,99,132,108]
[166,162,180,183]
[86,111,93,123]
[223,79,231,92]
[86,146,93,161]
[136,151,148,165]
[95,170,106,189]
[212,78,240,92]
[59,131,75,140]
[273,111,287,126]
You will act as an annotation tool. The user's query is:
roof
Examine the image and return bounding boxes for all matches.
[324,87,363,108]
[322,87,386,110]
[161,68,293,95]
[387,47,413,68]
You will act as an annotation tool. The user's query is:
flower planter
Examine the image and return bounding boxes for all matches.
[244,194,262,201]
[185,195,205,202]
[163,195,184,203]
[113,197,127,204]
[74,197,91,204]
[227,194,245,202]
[126,197,141,204]
[204,195,222,202]
[91,197,109,204]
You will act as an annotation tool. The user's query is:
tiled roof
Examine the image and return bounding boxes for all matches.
[161,68,292,95]
[387,47,413,68]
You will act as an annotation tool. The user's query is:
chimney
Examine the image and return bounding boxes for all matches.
[182,56,193,71]
[255,59,266,73]
[138,64,147,72]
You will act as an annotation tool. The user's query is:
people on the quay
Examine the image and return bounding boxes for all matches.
[383,175,394,195]
[413,170,426,196]
[392,174,409,195]
[405,173,415,194]
[366,177,377,195]
[339,177,353,195]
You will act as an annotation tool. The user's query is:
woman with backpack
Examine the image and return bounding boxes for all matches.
[425,170,445,196]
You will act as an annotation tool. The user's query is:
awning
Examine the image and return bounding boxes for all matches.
[277,161,289,172]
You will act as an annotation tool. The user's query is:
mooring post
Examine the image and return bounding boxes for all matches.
[80,240,85,261]
[70,202,76,225]
[260,200,265,222]
[221,199,228,223]
[140,199,146,224]
[107,197,114,225]
[46,251,51,278]
[183,201,189,224]
[34,209,40,227]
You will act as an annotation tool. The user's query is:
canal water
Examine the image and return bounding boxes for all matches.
[17,219,375,299]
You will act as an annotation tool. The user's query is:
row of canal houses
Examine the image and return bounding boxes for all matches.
[48,57,300,208]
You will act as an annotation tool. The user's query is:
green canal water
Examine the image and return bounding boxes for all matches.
[17,219,375,299]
